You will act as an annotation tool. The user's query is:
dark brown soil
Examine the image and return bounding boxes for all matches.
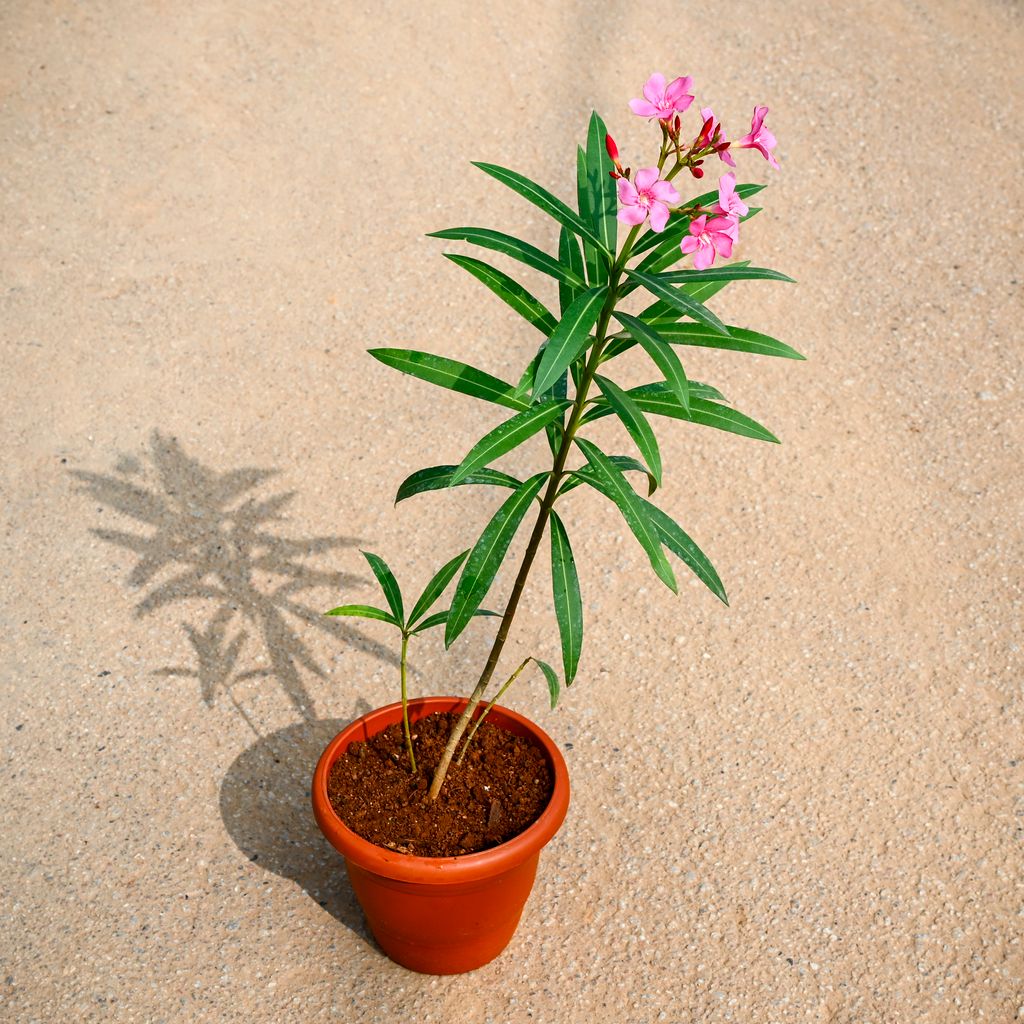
[326,711,553,858]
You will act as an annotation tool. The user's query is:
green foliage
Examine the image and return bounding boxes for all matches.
[349,110,800,726]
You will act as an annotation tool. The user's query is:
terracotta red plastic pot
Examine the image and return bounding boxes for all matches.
[311,696,570,974]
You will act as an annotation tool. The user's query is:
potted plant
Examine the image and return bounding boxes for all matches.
[312,73,800,974]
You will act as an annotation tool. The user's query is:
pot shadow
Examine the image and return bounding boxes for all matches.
[218,706,376,939]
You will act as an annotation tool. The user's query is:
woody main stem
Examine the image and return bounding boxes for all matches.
[426,228,640,801]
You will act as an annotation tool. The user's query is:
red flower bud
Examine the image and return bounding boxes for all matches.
[674,115,681,134]
[605,133,619,161]
[690,165,705,179]
[699,116,714,145]
[608,169,621,180]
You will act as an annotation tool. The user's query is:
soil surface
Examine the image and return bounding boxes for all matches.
[326,712,554,857]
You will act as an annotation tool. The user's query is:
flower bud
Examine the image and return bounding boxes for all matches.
[690,165,704,179]
[605,134,619,161]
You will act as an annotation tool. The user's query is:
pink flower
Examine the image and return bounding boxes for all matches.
[629,73,694,120]
[699,106,736,167]
[711,172,749,219]
[616,168,681,233]
[680,214,738,270]
[738,105,779,169]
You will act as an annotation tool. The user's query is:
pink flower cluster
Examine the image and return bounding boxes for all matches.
[681,173,748,269]
[611,73,780,268]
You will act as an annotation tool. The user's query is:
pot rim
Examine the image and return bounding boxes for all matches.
[311,696,570,884]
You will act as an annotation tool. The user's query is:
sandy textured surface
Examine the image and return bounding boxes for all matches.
[2,1,1022,1021]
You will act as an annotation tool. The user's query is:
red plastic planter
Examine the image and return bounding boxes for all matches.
[311,696,570,974]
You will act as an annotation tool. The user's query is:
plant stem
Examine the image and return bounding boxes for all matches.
[455,656,532,764]
[427,228,641,802]
[400,631,416,773]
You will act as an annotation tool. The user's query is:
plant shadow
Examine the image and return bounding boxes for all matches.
[73,429,398,721]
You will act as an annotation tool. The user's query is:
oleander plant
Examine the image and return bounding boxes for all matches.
[328,72,801,801]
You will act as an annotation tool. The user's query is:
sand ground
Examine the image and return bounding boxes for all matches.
[2,1,1022,1021]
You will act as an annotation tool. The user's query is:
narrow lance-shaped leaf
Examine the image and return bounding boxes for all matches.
[557,454,656,498]
[361,551,404,624]
[558,227,584,314]
[549,510,583,685]
[586,111,617,265]
[542,369,569,458]
[596,390,779,443]
[653,266,795,285]
[639,499,728,605]
[582,381,727,428]
[593,374,662,487]
[412,608,500,634]
[565,469,729,606]
[532,285,607,397]
[472,161,611,255]
[640,261,750,321]
[445,253,557,335]
[574,437,677,593]
[369,349,529,411]
[450,400,569,486]
[429,227,586,288]
[626,269,729,336]
[640,322,806,360]
[445,474,548,646]
[614,312,690,414]
[535,657,561,709]
[577,146,601,285]
[395,465,524,504]
[407,549,470,627]
[324,604,400,627]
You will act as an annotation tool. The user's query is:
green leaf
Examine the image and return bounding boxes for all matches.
[573,438,677,592]
[631,183,766,258]
[395,465,524,504]
[586,112,617,266]
[361,551,404,624]
[407,549,470,627]
[429,227,586,288]
[604,391,779,443]
[445,474,548,646]
[558,227,584,315]
[324,604,400,627]
[653,266,795,285]
[411,608,500,634]
[444,253,557,335]
[639,261,751,319]
[369,348,529,412]
[639,322,806,360]
[549,511,583,685]
[613,313,690,414]
[626,269,728,336]
[593,374,662,487]
[472,161,611,255]
[532,286,607,397]
[557,454,656,498]
[582,382,726,428]
[450,400,569,485]
[577,146,601,285]
[639,499,728,605]
[534,657,561,709]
